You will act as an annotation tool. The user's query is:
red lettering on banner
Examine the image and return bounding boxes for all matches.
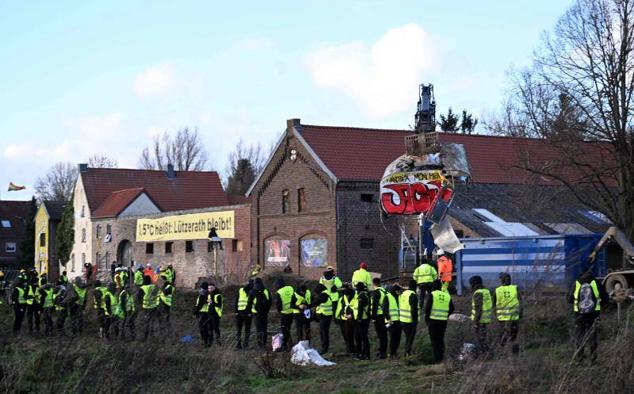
[381,181,453,215]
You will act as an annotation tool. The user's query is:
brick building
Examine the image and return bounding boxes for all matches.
[248,119,611,281]
[0,200,30,270]
[69,164,251,287]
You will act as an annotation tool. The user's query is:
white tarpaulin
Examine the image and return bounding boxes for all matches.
[430,216,464,254]
[290,341,336,366]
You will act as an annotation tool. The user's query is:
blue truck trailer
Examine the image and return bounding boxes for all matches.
[455,234,606,294]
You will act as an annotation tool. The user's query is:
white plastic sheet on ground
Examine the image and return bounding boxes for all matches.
[290,340,336,366]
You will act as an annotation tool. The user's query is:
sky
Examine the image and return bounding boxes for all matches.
[0,0,573,201]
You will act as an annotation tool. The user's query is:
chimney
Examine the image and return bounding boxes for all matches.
[79,163,88,172]
[166,163,176,178]
[287,118,301,130]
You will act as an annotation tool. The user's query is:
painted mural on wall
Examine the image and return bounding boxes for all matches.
[300,238,328,268]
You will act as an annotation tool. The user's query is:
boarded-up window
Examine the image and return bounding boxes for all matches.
[165,242,173,254]
[360,238,374,249]
[282,190,290,214]
[298,188,307,212]
[186,241,194,253]
[146,243,154,254]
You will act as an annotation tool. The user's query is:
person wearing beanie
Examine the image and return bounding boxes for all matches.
[306,283,332,354]
[193,281,211,346]
[337,286,357,355]
[425,280,454,363]
[319,266,343,313]
[399,280,419,357]
[293,284,312,342]
[235,279,254,349]
[351,262,372,289]
[371,277,388,359]
[248,277,271,348]
[384,284,402,358]
[353,282,371,360]
[470,275,493,358]
[208,282,223,345]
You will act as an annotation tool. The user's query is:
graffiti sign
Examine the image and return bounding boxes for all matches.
[380,170,453,215]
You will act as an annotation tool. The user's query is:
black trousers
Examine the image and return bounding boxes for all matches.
[27,304,41,333]
[374,316,388,357]
[355,319,370,358]
[235,313,252,347]
[280,313,294,349]
[294,313,311,342]
[198,313,211,346]
[70,304,84,335]
[209,312,221,344]
[388,321,401,356]
[499,320,519,353]
[475,323,491,357]
[13,306,26,334]
[142,308,158,340]
[342,319,357,354]
[98,311,112,339]
[121,312,136,339]
[255,313,268,347]
[318,314,332,353]
[575,314,598,362]
[42,307,54,336]
[428,320,448,362]
[56,308,67,336]
[418,283,433,315]
[401,322,417,355]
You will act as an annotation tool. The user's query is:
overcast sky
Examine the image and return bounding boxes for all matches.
[0,0,573,200]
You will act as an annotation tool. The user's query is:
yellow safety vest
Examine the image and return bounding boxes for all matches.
[336,295,352,320]
[198,294,210,313]
[495,285,520,321]
[351,269,372,288]
[350,292,369,320]
[276,286,295,314]
[471,288,493,324]
[430,290,450,321]
[74,285,87,306]
[386,292,399,322]
[237,288,249,311]
[373,287,386,316]
[141,284,159,310]
[292,290,312,313]
[316,289,333,316]
[42,288,55,309]
[159,285,173,307]
[399,290,416,323]
[16,287,27,305]
[573,280,601,312]
[252,289,270,314]
[213,293,223,317]
[413,263,437,284]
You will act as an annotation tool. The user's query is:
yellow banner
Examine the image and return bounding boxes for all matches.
[136,211,235,242]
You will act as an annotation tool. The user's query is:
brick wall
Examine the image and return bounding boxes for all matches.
[251,123,337,280]
[91,204,251,288]
[336,182,401,281]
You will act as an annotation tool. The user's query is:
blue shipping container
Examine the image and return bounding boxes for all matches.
[455,234,606,294]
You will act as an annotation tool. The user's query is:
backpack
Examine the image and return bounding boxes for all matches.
[577,283,596,314]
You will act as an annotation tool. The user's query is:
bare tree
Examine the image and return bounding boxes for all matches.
[138,127,209,171]
[88,154,118,168]
[34,162,78,202]
[224,140,268,195]
[489,0,634,238]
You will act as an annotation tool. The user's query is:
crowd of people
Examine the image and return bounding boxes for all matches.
[2,253,607,364]
[6,264,175,340]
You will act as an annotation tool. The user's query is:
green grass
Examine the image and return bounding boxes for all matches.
[1,290,632,393]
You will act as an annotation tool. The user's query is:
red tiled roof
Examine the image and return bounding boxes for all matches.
[93,188,150,219]
[297,124,604,185]
[81,168,229,214]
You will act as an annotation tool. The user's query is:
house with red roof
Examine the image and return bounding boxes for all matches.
[69,164,251,286]
[247,119,610,281]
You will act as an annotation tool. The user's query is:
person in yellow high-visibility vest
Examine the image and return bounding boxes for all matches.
[399,280,419,357]
[383,284,402,358]
[424,280,455,363]
[470,275,493,358]
[567,271,607,363]
[492,273,522,354]
[234,279,254,349]
[351,262,372,289]
[275,278,296,351]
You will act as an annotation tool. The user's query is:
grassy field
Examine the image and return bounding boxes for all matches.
[1,284,632,393]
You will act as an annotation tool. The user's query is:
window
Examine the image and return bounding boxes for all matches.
[298,188,307,212]
[360,194,374,203]
[165,242,173,254]
[146,243,154,254]
[282,189,290,214]
[232,239,244,252]
[81,228,86,243]
[81,205,85,218]
[106,224,112,235]
[1,220,11,228]
[360,238,374,249]
[39,233,46,247]
[186,241,194,253]
[71,253,75,272]
[96,252,100,267]
[96,225,101,238]
[5,242,16,253]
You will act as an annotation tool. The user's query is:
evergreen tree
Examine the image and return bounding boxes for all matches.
[438,108,460,132]
[460,110,478,134]
[19,197,37,269]
[56,197,75,265]
[226,158,257,195]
